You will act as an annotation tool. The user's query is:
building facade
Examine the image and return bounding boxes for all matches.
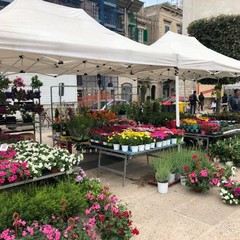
[137,3,183,100]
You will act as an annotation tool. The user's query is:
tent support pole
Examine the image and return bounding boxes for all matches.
[175,68,180,127]
[183,79,186,113]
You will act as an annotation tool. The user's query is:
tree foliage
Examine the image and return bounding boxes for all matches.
[188,14,240,85]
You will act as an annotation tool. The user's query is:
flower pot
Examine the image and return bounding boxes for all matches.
[171,138,177,145]
[156,141,163,148]
[103,141,108,146]
[157,182,168,194]
[150,142,156,148]
[166,139,171,146]
[180,175,186,186]
[131,145,139,152]
[121,145,129,152]
[145,144,151,150]
[169,173,175,184]
[175,173,181,180]
[138,144,145,152]
[162,140,167,147]
[55,132,61,137]
[113,144,120,151]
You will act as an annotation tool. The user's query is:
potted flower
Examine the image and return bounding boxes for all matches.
[150,131,167,148]
[151,156,172,193]
[12,140,83,177]
[108,133,122,150]
[52,122,61,136]
[184,154,223,192]
[31,75,43,89]
[0,148,31,185]
[219,179,240,204]
[118,132,131,152]
[0,75,11,89]
[142,133,154,150]
[66,114,95,141]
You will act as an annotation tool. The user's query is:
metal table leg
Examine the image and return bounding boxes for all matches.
[97,150,102,178]
[123,155,128,187]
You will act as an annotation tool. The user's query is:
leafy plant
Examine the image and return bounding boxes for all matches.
[66,113,94,141]
[31,75,43,89]
[151,157,172,183]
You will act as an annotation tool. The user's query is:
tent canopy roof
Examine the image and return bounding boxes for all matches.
[141,31,240,80]
[0,0,174,76]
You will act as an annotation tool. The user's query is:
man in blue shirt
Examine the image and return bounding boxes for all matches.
[229,89,240,112]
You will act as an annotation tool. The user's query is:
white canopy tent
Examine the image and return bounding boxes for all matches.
[1,1,240,126]
[0,0,175,77]
[144,32,240,126]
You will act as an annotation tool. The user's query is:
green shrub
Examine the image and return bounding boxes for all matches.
[0,177,102,231]
[209,137,240,165]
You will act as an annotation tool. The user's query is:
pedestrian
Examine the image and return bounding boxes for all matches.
[228,89,240,112]
[198,92,205,111]
[189,91,197,114]
[211,100,216,112]
[221,93,228,111]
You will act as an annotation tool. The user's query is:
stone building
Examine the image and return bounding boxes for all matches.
[136,3,183,100]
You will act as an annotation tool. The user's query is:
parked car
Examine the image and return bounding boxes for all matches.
[91,99,129,110]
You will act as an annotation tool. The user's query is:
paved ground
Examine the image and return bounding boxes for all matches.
[38,129,240,240]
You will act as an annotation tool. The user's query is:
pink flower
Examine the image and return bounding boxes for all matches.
[97,193,105,201]
[108,195,119,203]
[210,178,219,186]
[200,169,208,177]
[27,226,34,236]
[22,231,28,237]
[86,193,94,200]
[85,209,91,215]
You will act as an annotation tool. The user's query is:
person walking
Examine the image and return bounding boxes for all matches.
[221,93,228,111]
[198,92,205,112]
[189,91,198,114]
[229,89,240,112]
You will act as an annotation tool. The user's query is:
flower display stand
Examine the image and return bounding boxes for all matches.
[0,171,67,191]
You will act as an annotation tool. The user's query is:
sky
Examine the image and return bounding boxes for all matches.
[144,0,169,7]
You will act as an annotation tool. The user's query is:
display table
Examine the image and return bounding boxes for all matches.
[184,129,240,149]
[91,143,180,187]
[0,171,66,190]
[48,135,74,153]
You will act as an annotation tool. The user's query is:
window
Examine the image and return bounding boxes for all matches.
[121,83,132,101]
[138,28,143,43]
[164,21,171,33]
[177,25,182,34]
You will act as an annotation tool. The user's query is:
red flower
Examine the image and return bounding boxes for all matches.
[122,211,130,218]
[99,213,105,222]
[118,228,123,234]
[183,166,189,172]
[192,154,198,159]
[131,227,139,235]
[218,168,225,174]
